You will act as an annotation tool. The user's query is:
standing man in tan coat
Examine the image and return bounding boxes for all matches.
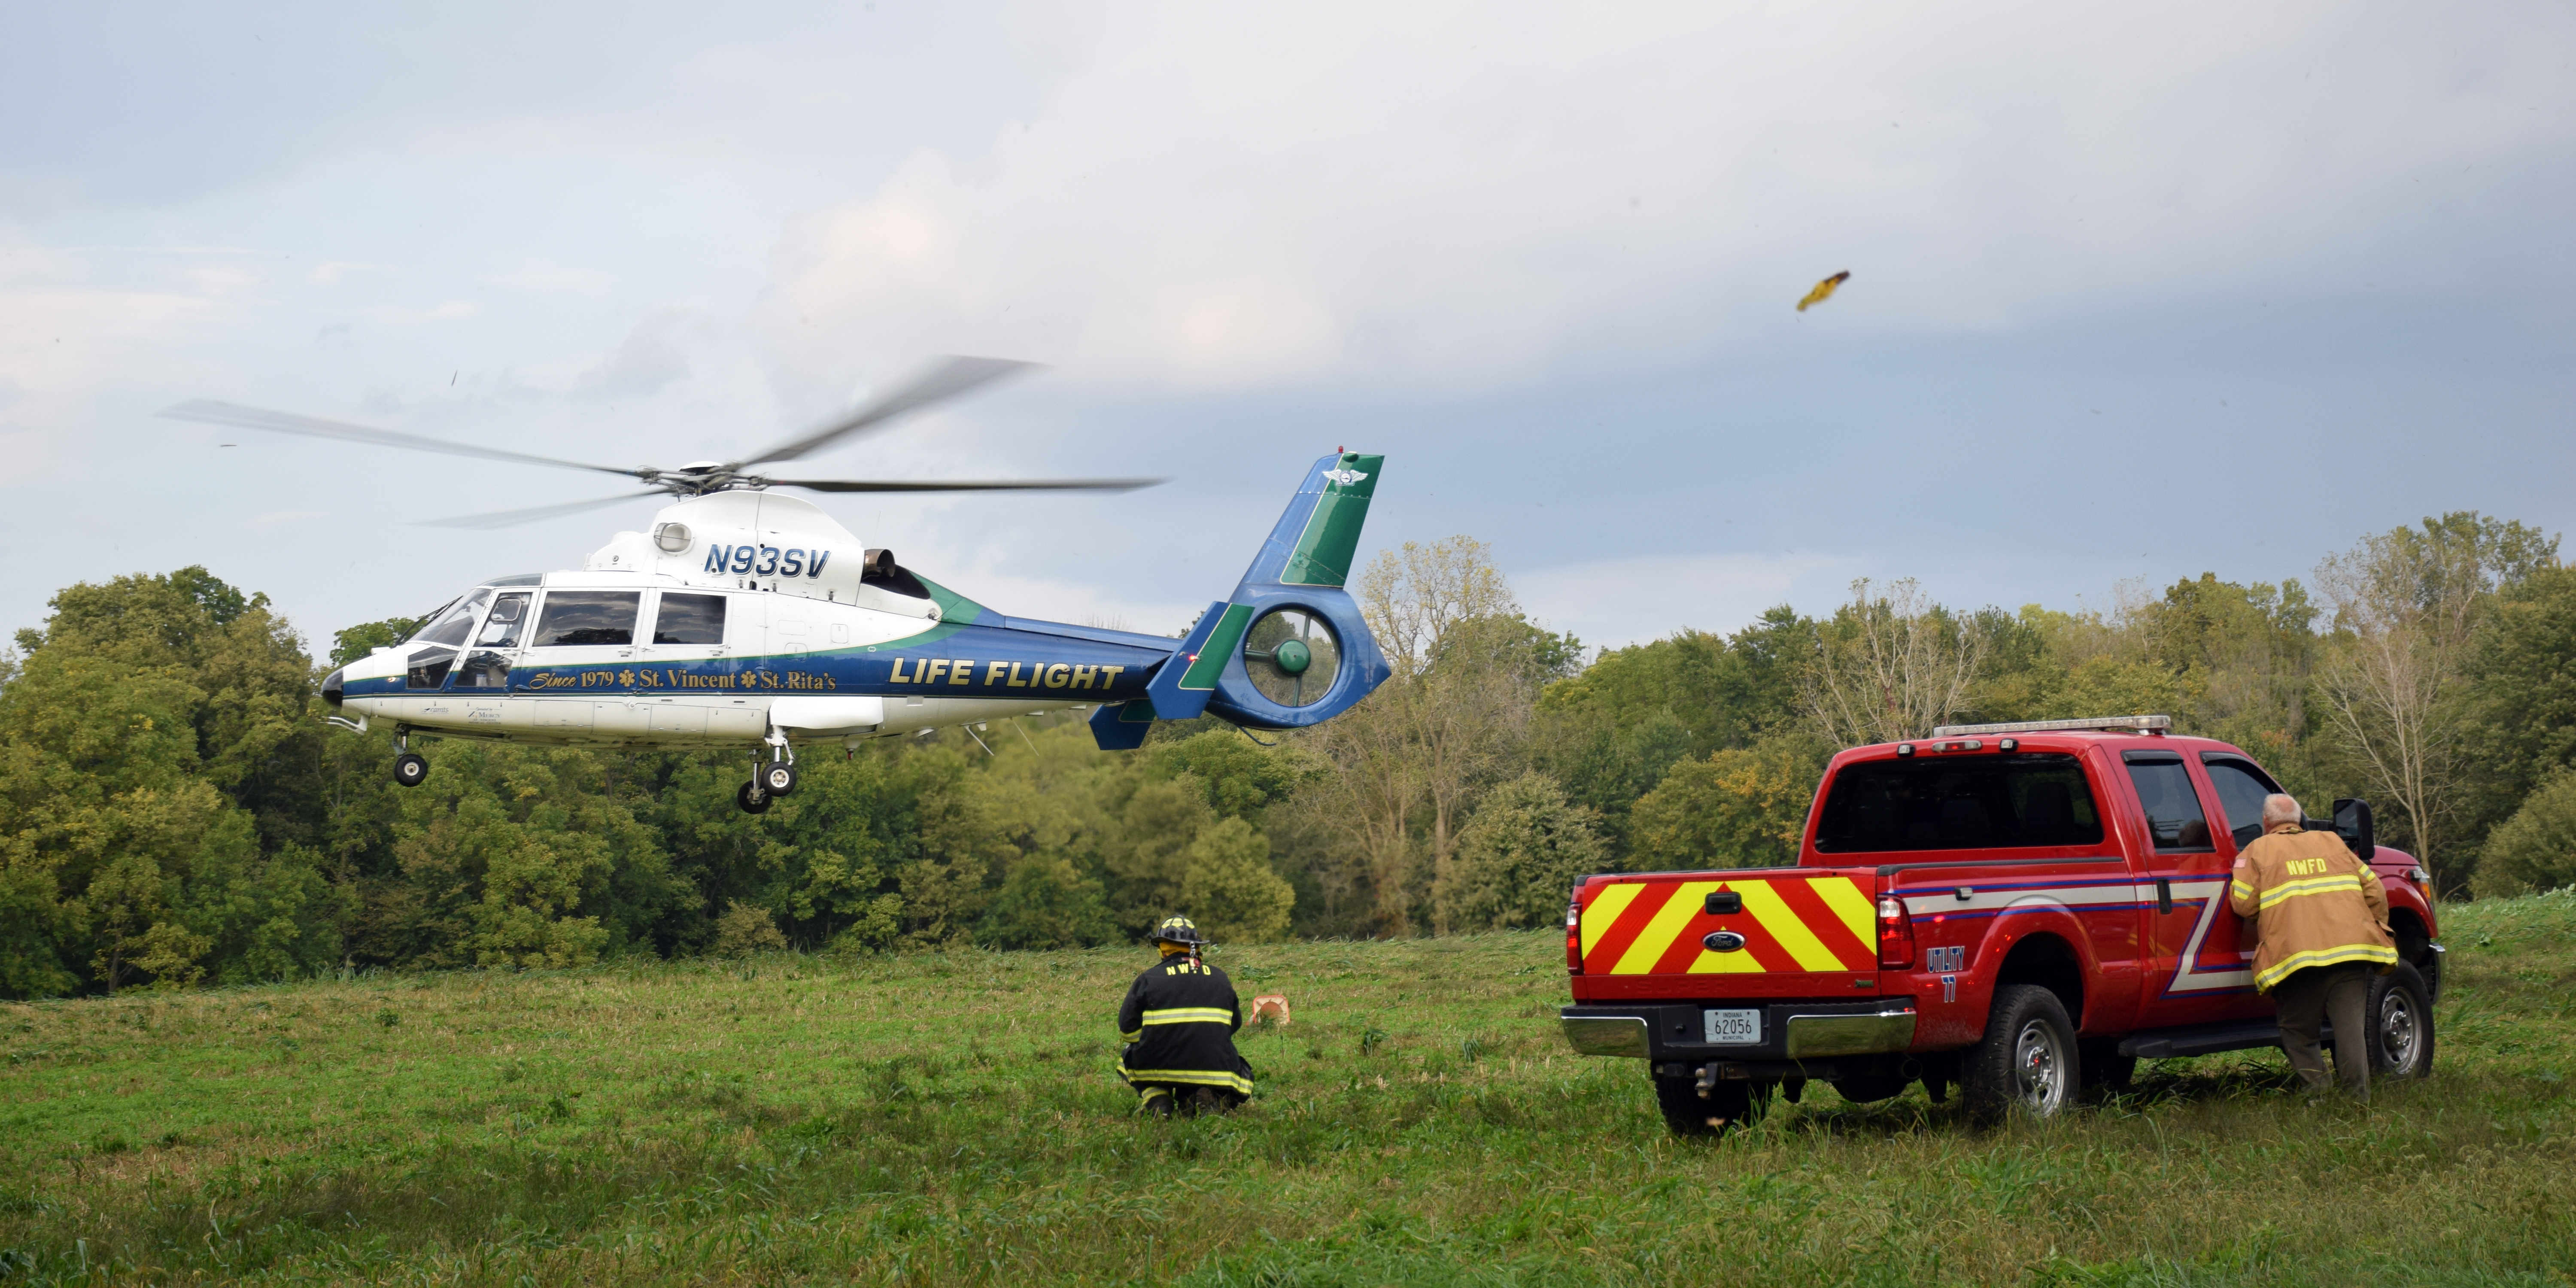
[2230,794,2400,1101]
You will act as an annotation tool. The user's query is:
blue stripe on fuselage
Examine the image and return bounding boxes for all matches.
[349,623,1168,701]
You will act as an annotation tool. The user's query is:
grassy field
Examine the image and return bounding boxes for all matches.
[4,892,2573,1287]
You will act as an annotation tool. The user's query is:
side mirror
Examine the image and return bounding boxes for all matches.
[2332,798,2376,861]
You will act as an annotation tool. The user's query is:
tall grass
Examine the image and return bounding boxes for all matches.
[4,891,2571,1285]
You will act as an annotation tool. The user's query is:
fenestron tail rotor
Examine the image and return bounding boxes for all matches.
[158,355,1165,523]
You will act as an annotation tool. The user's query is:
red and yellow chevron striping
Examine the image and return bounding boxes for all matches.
[1579,875,1877,975]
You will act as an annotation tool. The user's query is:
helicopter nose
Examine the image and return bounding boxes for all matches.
[322,668,344,708]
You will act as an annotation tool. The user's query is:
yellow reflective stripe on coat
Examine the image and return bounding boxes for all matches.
[1140,1007,1233,1025]
[2253,942,2400,992]
[1120,1068,1254,1093]
[1118,1028,1142,1042]
[2256,873,2364,910]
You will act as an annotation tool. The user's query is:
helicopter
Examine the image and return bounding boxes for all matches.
[163,358,1391,813]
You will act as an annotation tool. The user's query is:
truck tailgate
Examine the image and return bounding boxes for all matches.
[1577,869,1879,978]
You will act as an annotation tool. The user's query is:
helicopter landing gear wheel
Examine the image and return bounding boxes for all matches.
[736,781,772,814]
[760,762,799,797]
[393,753,429,788]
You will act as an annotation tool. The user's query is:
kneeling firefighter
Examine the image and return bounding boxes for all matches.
[1118,916,1255,1118]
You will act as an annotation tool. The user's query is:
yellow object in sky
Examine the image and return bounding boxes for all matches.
[1797,270,1850,312]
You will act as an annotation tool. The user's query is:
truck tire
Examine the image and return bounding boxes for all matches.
[2363,962,2435,1082]
[1960,984,2080,1127]
[1652,1072,1771,1136]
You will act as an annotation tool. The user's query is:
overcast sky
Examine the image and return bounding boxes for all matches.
[4,1,2570,656]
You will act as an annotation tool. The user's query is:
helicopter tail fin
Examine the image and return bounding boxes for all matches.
[1123,452,1391,732]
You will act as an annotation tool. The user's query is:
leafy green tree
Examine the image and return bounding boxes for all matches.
[1431,772,1607,933]
[2472,772,2576,898]
[1176,815,1296,942]
[2463,564,2576,853]
[385,744,659,969]
[1626,733,1832,871]
[978,853,1117,949]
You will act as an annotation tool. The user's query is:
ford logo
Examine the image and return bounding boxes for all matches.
[1703,930,1748,953]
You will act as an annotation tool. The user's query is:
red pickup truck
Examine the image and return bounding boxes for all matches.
[1558,715,2444,1133]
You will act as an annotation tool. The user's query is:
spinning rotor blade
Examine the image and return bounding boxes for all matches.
[160,400,648,479]
[770,477,1165,494]
[414,492,665,529]
[742,355,1036,466]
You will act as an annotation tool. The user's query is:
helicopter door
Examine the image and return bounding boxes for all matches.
[642,591,729,736]
[456,592,530,691]
[521,590,642,734]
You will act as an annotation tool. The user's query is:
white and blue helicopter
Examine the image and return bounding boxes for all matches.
[165,358,1390,813]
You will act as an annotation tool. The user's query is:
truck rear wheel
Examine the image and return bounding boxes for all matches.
[1961,984,2080,1127]
[2364,962,2435,1081]
[1652,1072,1771,1136]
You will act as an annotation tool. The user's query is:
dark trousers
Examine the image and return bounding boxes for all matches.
[2274,962,2372,1101]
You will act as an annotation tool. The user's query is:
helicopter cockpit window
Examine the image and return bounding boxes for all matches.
[409,589,491,649]
[532,591,641,647]
[651,593,726,645]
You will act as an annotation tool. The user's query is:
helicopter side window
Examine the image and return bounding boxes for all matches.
[475,593,530,648]
[532,591,641,647]
[407,648,456,690]
[651,593,726,645]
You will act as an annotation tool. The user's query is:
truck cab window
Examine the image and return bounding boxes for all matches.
[2199,756,2283,849]
[1813,753,2103,853]
[2122,754,2214,852]
[652,592,727,645]
[532,592,641,646]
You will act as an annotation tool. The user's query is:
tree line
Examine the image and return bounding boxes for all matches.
[2,510,2569,996]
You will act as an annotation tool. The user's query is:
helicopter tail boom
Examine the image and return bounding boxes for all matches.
[1095,452,1390,747]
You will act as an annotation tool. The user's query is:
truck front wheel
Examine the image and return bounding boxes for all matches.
[1652,1072,1771,1136]
[2364,962,2435,1081]
[1962,984,2080,1127]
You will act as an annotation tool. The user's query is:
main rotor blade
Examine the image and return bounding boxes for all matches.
[770,477,1165,494]
[413,492,665,529]
[161,400,649,478]
[741,355,1037,466]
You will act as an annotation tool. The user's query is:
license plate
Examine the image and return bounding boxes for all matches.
[1704,1009,1762,1045]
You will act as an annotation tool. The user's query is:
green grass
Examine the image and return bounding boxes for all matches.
[5,891,2574,1287]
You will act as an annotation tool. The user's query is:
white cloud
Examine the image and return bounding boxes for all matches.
[363,300,478,325]
[756,0,2575,401]
[0,238,240,473]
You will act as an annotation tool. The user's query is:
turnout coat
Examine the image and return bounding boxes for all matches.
[2228,824,2398,993]
[1117,955,1255,1095]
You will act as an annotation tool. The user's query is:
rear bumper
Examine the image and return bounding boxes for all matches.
[1560,999,1918,1062]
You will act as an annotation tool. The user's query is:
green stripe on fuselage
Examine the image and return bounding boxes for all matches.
[1280,453,1382,587]
[1179,604,1254,689]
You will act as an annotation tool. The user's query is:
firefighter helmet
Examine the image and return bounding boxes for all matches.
[1151,915,1209,946]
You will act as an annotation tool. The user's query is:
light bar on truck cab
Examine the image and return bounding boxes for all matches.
[1928,714,2172,737]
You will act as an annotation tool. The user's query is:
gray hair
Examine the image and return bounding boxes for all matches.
[2261,794,2303,826]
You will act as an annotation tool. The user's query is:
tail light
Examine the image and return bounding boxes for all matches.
[1877,893,1916,969]
[1565,886,1585,975]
